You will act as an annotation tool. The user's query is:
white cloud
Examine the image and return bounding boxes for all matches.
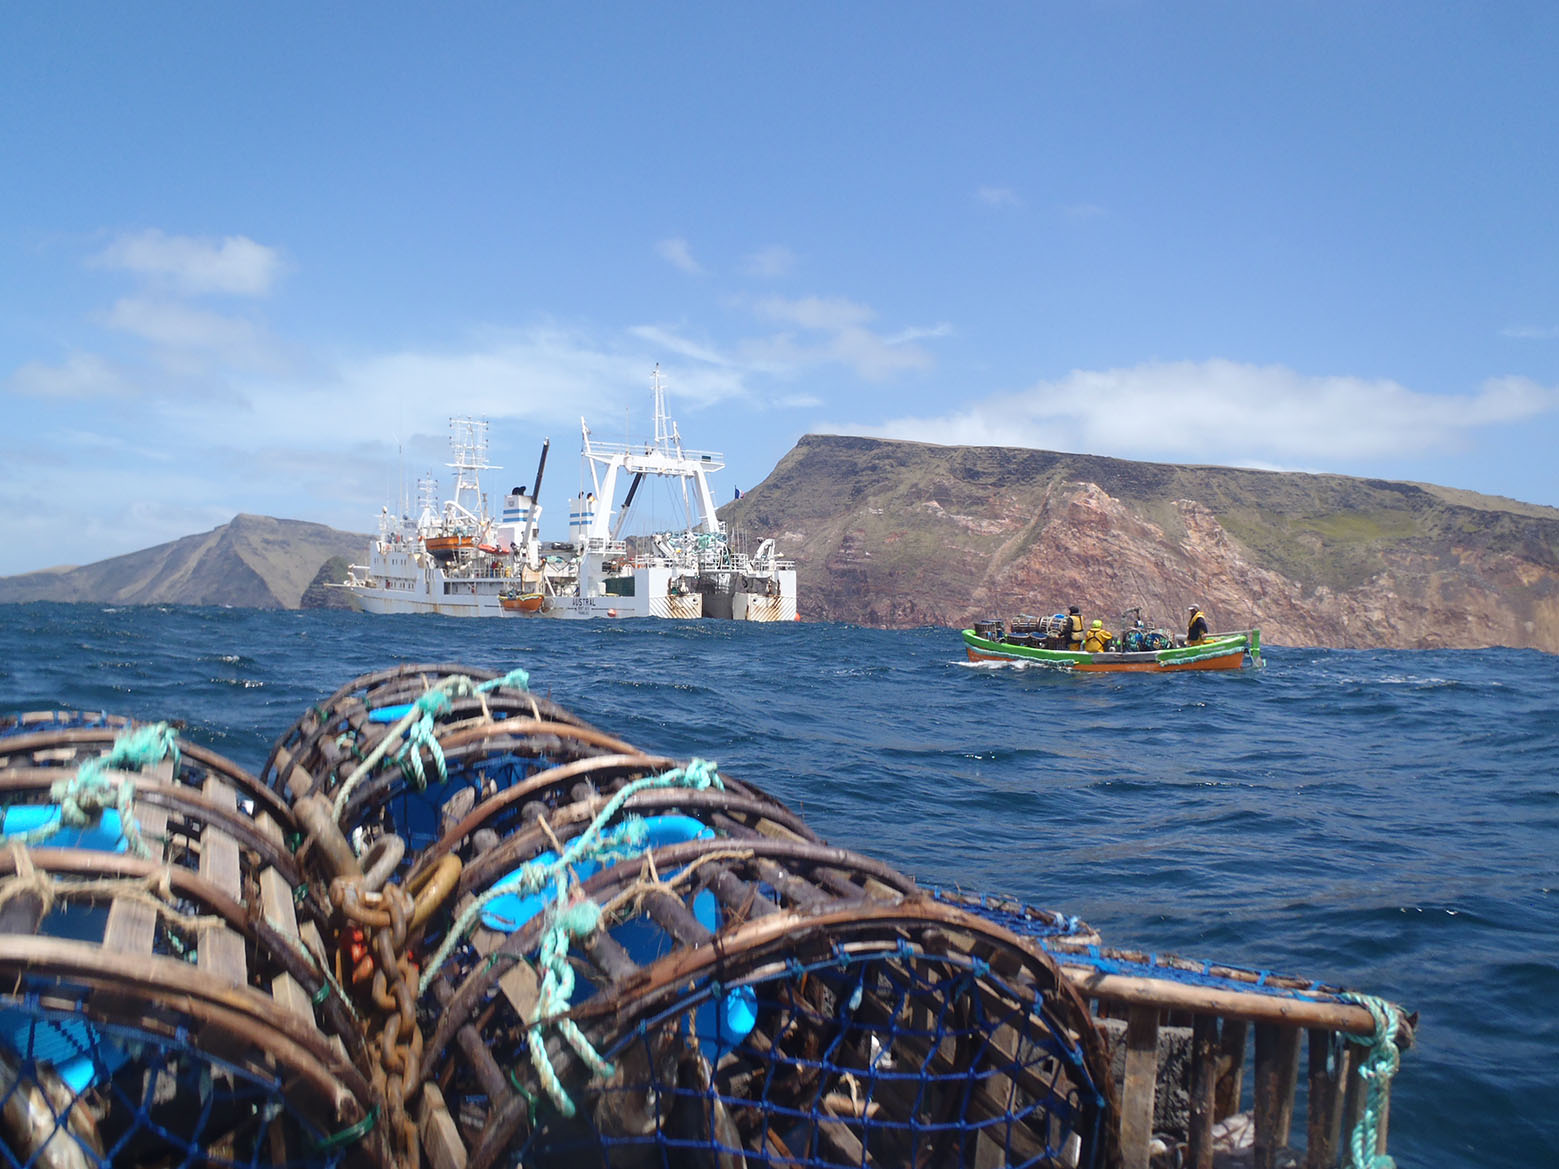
[8,353,134,398]
[655,237,704,274]
[628,324,733,367]
[90,229,284,297]
[821,360,1559,463]
[742,245,796,278]
[753,295,940,381]
[103,297,269,363]
[757,295,875,332]
[884,322,954,345]
[976,186,1021,208]
[1501,324,1559,340]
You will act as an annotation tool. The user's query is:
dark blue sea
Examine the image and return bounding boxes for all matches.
[1,603,1554,1168]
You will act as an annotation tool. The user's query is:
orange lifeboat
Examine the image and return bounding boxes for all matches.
[424,534,477,558]
[499,592,546,614]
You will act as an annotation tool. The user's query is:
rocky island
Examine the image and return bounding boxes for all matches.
[3,437,1556,651]
[723,435,1559,651]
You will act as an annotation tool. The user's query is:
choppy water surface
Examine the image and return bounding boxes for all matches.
[2,603,1555,1167]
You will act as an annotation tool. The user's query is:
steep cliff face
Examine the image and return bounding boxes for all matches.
[723,435,1559,650]
[0,515,368,609]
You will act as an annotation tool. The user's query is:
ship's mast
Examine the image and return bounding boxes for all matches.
[446,417,498,525]
[652,364,674,454]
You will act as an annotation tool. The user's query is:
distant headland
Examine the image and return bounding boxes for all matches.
[3,436,1556,651]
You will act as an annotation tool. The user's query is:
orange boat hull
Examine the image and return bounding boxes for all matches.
[964,647,1248,672]
[424,535,476,556]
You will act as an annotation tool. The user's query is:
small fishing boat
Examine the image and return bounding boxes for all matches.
[498,590,545,613]
[964,618,1262,671]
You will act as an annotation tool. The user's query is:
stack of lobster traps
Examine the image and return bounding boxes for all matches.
[2,668,1413,1169]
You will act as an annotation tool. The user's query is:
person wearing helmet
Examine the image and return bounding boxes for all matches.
[1186,605,1210,644]
[1084,618,1115,653]
[1063,605,1086,649]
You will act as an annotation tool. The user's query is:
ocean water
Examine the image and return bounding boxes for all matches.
[1,602,1555,1168]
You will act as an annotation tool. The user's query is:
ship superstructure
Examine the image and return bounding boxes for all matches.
[343,419,564,616]
[550,366,797,619]
[343,371,797,620]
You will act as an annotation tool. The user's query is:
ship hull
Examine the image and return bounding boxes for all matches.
[348,564,798,621]
[962,628,1260,671]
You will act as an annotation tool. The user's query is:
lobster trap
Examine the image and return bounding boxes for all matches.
[4,666,1414,1169]
[0,717,386,1168]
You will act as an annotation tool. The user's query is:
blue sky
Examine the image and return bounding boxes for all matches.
[3,3,1557,574]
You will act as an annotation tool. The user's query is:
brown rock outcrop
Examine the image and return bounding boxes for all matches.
[0,515,369,610]
[724,435,1559,650]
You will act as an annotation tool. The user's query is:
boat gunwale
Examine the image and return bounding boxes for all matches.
[961,628,1256,671]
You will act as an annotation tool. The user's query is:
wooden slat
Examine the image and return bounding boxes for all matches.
[298,919,351,1066]
[1274,1026,1302,1146]
[198,775,247,985]
[1215,1018,1248,1120]
[102,802,169,955]
[418,1081,469,1169]
[1306,1029,1346,1169]
[1187,1014,1220,1169]
[1252,1023,1299,1169]
[1120,1005,1159,1169]
[253,811,314,1022]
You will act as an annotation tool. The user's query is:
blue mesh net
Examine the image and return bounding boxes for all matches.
[0,989,359,1169]
[483,944,1107,1169]
[0,712,128,741]
[939,888,1346,1004]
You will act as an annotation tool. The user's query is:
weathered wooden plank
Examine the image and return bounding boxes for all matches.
[1121,1004,1160,1169]
[102,803,170,955]
[1187,1014,1220,1169]
[198,775,247,986]
[1252,1022,1300,1169]
[1215,1018,1249,1120]
[1273,1025,1302,1147]
[418,1080,469,1169]
[253,811,314,1022]
[1306,1029,1346,1169]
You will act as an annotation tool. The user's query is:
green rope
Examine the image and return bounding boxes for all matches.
[477,668,531,693]
[330,667,529,821]
[504,1065,539,1125]
[310,1105,378,1151]
[263,914,360,1025]
[415,759,724,1117]
[12,723,178,859]
[393,689,452,791]
[1342,992,1403,1169]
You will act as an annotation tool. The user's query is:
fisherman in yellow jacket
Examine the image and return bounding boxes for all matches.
[1062,605,1085,649]
[1083,619,1115,653]
[1186,605,1210,644]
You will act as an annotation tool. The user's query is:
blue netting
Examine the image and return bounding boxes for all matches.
[928,888,1090,942]
[0,990,358,1169]
[940,889,1346,1004]
[496,944,1107,1169]
[0,712,127,741]
[1047,945,1341,1003]
[344,749,548,855]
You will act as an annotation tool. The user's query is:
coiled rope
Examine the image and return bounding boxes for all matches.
[330,668,531,821]
[9,722,178,859]
[417,758,724,1116]
[1342,991,1403,1169]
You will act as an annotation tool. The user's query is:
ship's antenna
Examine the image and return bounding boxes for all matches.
[398,440,408,519]
[652,363,671,453]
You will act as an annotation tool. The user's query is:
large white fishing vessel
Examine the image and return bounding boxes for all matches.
[342,369,798,620]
